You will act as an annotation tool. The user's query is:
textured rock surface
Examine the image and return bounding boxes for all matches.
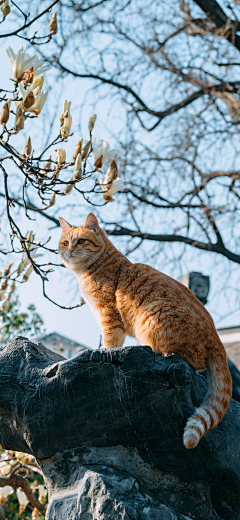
[0,337,240,520]
[228,359,240,403]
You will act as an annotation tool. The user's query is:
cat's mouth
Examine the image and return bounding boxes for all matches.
[63,252,80,261]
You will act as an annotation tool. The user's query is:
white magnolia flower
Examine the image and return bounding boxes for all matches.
[56,148,66,164]
[0,486,13,505]
[6,46,51,82]
[61,114,72,139]
[28,87,48,115]
[60,100,71,124]
[16,82,35,109]
[38,485,47,504]
[32,75,44,90]
[16,83,48,115]
[92,138,123,168]
[16,489,29,512]
[100,172,124,202]
[73,153,82,180]
[0,461,11,476]
[106,177,124,196]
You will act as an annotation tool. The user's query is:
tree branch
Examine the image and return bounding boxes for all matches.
[107,225,240,264]
[0,192,59,227]
[0,474,46,516]
[0,0,60,38]
[52,60,240,126]
[193,0,240,50]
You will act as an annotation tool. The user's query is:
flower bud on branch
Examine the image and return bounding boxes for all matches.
[105,153,118,183]
[49,12,58,34]
[56,148,66,164]
[81,140,91,160]
[1,0,10,18]
[60,100,71,124]
[23,91,35,110]
[16,489,29,513]
[73,153,82,180]
[22,136,31,158]
[23,67,34,85]
[49,192,56,206]
[4,263,13,277]
[40,156,52,176]
[0,99,11,125]
[64,180,75,194]
[61,114,72,139]
[73,138,83,161]
[23,265,33,282]
[15,106,24,132]
[88,114,97,133]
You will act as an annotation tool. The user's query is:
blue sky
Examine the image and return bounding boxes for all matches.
[1,14,240,349]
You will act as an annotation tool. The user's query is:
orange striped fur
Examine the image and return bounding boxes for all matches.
[59,213,232,449]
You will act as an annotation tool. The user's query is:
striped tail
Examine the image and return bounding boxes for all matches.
[183,352,232,449]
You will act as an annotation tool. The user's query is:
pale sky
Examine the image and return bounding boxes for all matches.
[1,21,240,350]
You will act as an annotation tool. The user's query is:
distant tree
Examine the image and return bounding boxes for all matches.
[0,297,45,345]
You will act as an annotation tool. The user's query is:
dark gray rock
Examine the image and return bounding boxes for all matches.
[0,337,240,520]
[228,359,240,403]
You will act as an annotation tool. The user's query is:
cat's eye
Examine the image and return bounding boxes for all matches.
[63,241,69,246]
[78,238,85,244]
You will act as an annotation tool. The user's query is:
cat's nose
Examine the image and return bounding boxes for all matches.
[68,248,74,255]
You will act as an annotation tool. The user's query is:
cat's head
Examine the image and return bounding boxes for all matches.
[59,213,105,270]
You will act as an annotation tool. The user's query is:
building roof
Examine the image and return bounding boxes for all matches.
[217,325,240,370]
[34,332,91,351]
[217,326,240,345]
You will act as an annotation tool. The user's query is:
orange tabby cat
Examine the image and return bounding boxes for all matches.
[59,213,232,449]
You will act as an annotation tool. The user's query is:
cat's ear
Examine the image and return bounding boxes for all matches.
[59,217,72,233]
[85,213,99,233]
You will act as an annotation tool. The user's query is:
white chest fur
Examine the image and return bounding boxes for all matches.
[78,280,102,327]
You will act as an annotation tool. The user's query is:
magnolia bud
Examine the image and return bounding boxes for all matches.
[32,75,44,90]
[56,148,66,164]
[40,156,52,176]
[23,265,33,282]
[4,263,13,277]
[1,0,10,18]
[64,180,74,194]
[105,154,118,183]
[23,91,35,109]
[17,261,25,276]
[0,98,11,125]
[22,67,34,85]
[73,138,83,161]
[49,11,57,34]
[61,115,72,139]
[32,508,39,520]
[60,100,71,123]
[22,136,31,157]
[0,298,10,312]
[15,107,24,131]
[49,192,56,206]
[88,114,97,132]
[103,193,114,202]
[73,153,82,180]
[81,140,91,160]
[94,155,103,169]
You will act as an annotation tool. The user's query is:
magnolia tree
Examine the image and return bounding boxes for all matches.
[0,4,126,517]
[1,0,240,515]
[2,0,240,319]
[0,23,124,315]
